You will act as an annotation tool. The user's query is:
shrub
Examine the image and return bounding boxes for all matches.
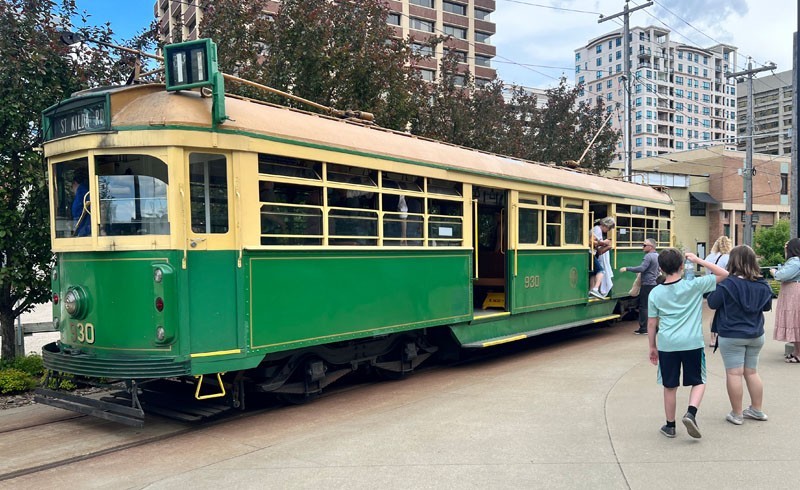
[40,371,77,390]
[0,368,37,394]
[12,354,44,377]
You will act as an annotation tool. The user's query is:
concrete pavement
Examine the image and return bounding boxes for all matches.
[3,305,798,489]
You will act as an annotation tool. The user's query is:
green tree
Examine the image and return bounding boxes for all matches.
[202,0,429,131]
[0,0,149,360]
[530,78,620,173]
[754,220,791,267]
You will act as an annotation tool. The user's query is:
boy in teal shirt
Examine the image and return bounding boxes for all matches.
[648,249,729,438]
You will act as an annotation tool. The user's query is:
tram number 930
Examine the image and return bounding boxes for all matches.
[523,275,541,289]
[69,322,96,344]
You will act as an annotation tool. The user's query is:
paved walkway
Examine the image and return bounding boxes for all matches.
[3,305,798,489]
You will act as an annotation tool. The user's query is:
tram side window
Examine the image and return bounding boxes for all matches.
[428,198,463,246]
[190,153,228,234]
[95,154,169,236]
[518,208,540,244]
[260,181,322,245]
[546,210,561,246]
[52,157,92,239]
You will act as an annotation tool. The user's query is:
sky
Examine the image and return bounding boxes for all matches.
[73,0,797,89]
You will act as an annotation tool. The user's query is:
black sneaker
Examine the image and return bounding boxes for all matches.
[682,412,702,439]
[634,328,648,335]
[660,425,676,438]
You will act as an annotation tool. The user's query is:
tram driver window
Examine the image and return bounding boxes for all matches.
[52,157,92,239]
[95,154,170,236]
[190,153,229,233]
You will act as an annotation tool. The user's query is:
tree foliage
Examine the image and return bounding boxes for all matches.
[754,219,791,267]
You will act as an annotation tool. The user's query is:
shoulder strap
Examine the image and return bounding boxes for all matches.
[714,255,722,264]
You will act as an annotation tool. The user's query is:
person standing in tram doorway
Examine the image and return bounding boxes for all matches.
[620,238,659,335]
[589,217,616,299]
[71,169,91,237]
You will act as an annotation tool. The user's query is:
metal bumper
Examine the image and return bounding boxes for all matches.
[34,388,145,427]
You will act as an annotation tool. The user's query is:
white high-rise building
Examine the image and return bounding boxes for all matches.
[575,26,738,165]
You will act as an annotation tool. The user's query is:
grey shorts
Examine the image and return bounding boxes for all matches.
[718,335,765,370]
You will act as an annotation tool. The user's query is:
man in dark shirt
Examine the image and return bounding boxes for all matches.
[621,238,659,334]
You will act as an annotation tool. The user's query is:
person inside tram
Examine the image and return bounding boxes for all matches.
[71,170,91,237]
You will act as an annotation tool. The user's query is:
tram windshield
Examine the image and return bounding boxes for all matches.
[96,154,169,236]
[51,154,170,239]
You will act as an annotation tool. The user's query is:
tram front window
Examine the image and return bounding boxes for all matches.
[96,154,169,236]
[53,157,92,238]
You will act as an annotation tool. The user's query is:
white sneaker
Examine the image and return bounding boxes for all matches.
[726,412,743,425]
[589,289,605,299]
[742,406,768,421]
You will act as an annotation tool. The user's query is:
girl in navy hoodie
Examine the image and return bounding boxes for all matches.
[707,245,773,425]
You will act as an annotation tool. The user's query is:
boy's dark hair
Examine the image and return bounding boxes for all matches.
[658,248,684,275]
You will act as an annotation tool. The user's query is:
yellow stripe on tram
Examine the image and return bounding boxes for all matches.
[190,349,242,358]
[482,334,527,348]
[592,314,621,323]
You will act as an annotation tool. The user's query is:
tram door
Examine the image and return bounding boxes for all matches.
[589,201,613,291]
[472,186,509,312]
[185,152,240,354]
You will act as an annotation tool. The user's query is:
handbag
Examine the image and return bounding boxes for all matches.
[628,273,641,297]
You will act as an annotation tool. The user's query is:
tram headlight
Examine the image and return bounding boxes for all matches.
[154,268,163,283]
[156,326,166,342]
[63,287,88,319]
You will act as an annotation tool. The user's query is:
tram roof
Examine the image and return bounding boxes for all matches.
[102,84,671,204]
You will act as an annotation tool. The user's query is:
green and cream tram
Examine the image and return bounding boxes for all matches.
[36,41,673,425]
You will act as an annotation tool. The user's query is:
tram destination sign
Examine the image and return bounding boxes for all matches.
[43,94,110,141]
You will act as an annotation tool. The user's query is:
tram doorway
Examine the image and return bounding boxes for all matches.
[472,186,508,314]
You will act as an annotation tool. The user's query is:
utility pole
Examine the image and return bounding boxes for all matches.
[599,0,652,181]
[727,58,777,246]
[793,18,799,237]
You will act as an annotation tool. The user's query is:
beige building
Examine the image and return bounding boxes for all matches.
[609,145,791,256]
[736,69,794,156]
[154,0,497,85]
[575,26,738,165]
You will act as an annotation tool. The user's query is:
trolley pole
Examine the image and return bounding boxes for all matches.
[727,58,776,247]
[599,0,652,181]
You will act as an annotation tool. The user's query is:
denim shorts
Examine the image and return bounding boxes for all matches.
[718,335,765,370]
[591,256,604,275]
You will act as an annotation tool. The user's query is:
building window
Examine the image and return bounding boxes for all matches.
[387,12,401,26]
[443,1,466,15]
[690,195,707,216]
[781,174,789,195]
[409,18,434,32]
[410,0,434,7]
[475,31,491,43]
[475,55,491,67]
[474,8,490,20]
[419,69,435,82]
[443,24,467,39]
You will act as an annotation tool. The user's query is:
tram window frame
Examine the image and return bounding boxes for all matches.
[517,194,585,249]
[615,205,671,247]
[255,154,465,247]
[52,156,93,239]
[189,153,229,234]
[95,154,170,237]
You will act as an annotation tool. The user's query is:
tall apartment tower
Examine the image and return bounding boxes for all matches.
[574,26,738,164]
[736,69,794,155]
[154,0,497,85]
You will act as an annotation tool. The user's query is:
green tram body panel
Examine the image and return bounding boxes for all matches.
[246,249,472,353]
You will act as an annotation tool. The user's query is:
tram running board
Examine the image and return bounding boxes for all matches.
[34,388,145,427]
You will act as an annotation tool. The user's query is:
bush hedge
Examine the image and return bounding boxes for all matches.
[0,368,37,394]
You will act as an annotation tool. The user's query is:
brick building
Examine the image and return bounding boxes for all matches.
[154,0,497,85]
[610,145,791,257]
